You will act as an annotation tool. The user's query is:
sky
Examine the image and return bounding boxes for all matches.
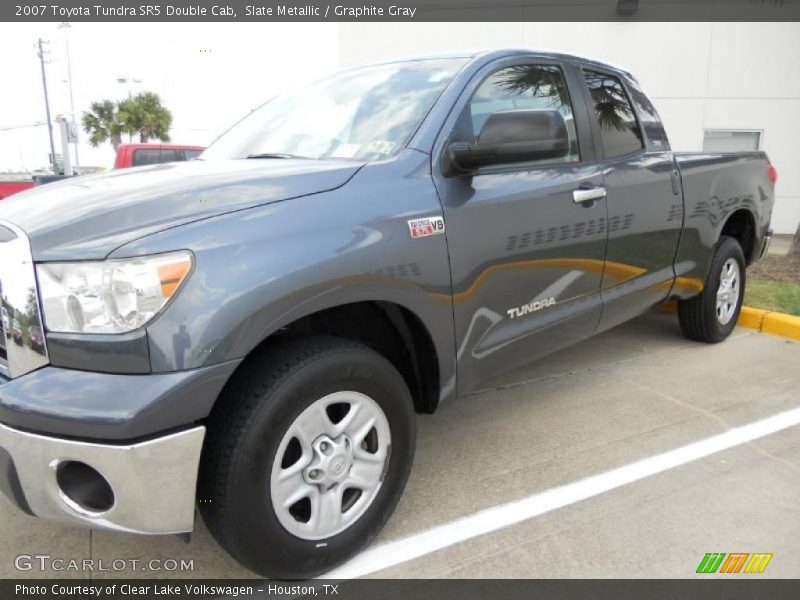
[0,23,340,173]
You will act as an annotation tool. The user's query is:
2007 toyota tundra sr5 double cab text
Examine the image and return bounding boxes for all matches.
[0,50,775,578]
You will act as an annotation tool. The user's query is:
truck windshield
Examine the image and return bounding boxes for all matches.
[202,58,467,163]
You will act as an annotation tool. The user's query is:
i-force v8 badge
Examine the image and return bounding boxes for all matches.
[408,216,445,239]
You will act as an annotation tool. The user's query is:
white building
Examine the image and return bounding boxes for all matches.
[338,22,800,234]
[2,22,797,234]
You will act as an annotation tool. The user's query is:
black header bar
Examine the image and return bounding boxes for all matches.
[4,0,800,22]
[4,579,800,600]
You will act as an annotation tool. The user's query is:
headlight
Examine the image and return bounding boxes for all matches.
[37,251,193,334]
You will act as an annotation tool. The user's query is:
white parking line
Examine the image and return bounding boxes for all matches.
[324,406,800,579]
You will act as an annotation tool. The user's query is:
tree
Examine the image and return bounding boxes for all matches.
[582,71,640,140]
[493,65,640,141]
[82,100,124,151]
[118,92,172,144]
[495,64,571,109]
[81,92,173,152]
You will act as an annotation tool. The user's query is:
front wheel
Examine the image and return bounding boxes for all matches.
[678,235,746,343]
[198,337,416,579]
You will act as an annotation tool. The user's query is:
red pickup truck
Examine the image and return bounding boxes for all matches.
[0,143,205,200]
[112,143,205,169]
[0,179,35,201]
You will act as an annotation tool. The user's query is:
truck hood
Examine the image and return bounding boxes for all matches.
[0,159,363,260]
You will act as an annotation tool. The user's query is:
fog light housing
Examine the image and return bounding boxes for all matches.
[55,461,115,514]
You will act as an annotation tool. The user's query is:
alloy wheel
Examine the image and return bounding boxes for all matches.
[715,257,741,325]
[270,391,391,540]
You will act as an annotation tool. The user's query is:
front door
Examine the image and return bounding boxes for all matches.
[433,60,608,394]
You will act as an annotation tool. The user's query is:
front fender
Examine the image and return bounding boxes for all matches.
[111,152,456,403]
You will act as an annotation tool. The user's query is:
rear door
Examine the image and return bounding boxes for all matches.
[432,58,609,394]
[578,67,683,331]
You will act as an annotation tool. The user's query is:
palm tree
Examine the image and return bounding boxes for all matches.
[491,66,639,139]
[118,92,172,144]
[495,64,571,108]
[582,71,641,142]
[81,100,124,151]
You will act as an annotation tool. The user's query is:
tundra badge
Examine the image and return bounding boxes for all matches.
[408,216,445,239]
[507,297,556,319]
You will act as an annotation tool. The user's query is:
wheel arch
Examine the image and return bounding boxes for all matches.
[212,300,444,416]
[719,208,757,264]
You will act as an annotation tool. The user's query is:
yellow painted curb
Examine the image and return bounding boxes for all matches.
[737,306,768,331]
[762,311,800,341]
[657,301,799,341]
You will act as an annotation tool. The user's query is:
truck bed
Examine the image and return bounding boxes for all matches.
[670,151,774,296]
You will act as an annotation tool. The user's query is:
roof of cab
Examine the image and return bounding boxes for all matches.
[369,48,634,79]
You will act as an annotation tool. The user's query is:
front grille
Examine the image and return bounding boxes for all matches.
[0,240,10,374]
[0,328,12,380]
[0,315,7,356]
[0,220,49,379]
[0,273,7,365]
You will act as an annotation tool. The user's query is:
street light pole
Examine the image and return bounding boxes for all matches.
[37,38,58,174]
[116,76,142,143]
[59,22,79,167]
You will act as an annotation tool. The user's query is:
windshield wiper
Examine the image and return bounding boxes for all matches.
[246,153,309,159]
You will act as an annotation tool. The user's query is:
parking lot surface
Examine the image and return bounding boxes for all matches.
[2,310,798,579]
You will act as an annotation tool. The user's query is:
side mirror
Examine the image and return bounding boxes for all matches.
[445,109,570,175]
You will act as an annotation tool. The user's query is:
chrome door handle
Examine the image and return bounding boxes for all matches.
[573,187,607,203]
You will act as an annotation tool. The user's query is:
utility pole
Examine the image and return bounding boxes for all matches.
[59,22,79,167]
[56,117,73,176]
[37,38,58,174]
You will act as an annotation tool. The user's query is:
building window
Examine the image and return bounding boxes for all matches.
[702,130,762,152]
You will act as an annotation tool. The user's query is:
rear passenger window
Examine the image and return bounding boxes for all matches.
[626,80,670,150]
[583,70,643,159]
[132,149,182,166]
[462,64,580,164]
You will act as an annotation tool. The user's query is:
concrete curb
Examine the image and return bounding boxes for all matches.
[760,309,800,341]
[659,301,800,341]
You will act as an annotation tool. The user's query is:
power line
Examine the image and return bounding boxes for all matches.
[0,122,47,132]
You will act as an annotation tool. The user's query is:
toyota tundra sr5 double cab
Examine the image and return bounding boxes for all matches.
[0,50,775,578]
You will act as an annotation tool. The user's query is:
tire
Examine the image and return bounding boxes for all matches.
[198,336,416,579]
[678,235,746,343]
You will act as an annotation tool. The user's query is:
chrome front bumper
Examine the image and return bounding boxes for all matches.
[0,421,205,534]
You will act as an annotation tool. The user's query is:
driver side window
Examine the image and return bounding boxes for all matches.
[457,64,580,165]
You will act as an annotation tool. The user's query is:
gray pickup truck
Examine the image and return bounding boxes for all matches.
[0,50,775,578]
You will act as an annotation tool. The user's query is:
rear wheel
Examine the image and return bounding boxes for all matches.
[678,235,746,343]
[198,336,415,579]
